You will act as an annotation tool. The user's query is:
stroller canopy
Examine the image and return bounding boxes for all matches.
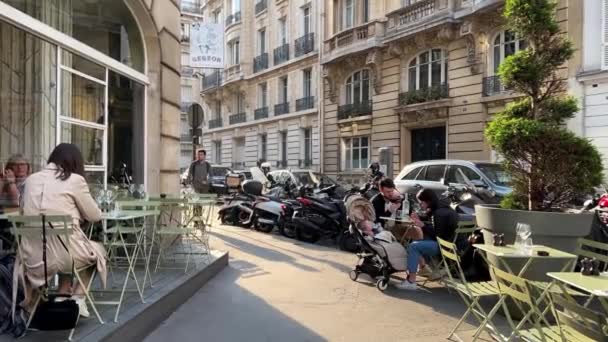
[346,194,376,225]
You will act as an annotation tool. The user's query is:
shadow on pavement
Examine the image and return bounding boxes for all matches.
[145,261,328,342]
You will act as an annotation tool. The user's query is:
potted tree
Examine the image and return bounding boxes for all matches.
[476,0,604,259]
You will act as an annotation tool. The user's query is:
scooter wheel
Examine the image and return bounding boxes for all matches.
[376,278,389,292]
[279,222,297,239]
[254,220,275,233]
[349,270,359,281]
[295,228,320,244]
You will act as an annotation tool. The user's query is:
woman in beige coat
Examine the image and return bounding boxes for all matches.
[15,143,107,318]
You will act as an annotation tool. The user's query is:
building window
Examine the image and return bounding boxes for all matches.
[232,0,241,13]
[279,17,288,45]
[181,23,191,42]
[343,136,369,170]
[280,131,288,164]
[408,49,448,90]
[181,52,190,66]
[258,28,266,54]
[303,128,312,164]
[493,30,526,73]
[279,76,288,103]
[234,94,245,113]
[258,83,268,107]
[228,39,240,65]
[363,0,370,23]
[214,140,222,164]
[303,69,312,98]
[213,9,221,23]
[215,101,222,120]
[345,69,370,104]
[260,134,268,161]
[181,85,193,102]
[343,0,355,29]
[303,6,311,35]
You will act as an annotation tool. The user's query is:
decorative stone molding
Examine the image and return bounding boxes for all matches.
[396,98,451,124]
[323,48,384,103]
[365,49,383,95]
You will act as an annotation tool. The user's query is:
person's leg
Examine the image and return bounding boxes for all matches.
[406,240,439,282]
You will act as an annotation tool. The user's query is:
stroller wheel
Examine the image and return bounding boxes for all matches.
[349,270,359,281]
[376,278,389,292]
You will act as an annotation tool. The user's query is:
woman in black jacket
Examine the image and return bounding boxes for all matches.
[396,188,458,291]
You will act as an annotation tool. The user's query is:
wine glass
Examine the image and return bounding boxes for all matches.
[128,184,136,197]
[515,223,531,252]
[137,184,146,200]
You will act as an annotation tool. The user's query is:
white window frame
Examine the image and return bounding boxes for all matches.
[232,0,241,14]
[278,17,288,45]
[279,76,288,104]
[603,0,608,70]
[302,5,312,36]
[343,0,355,30]
[228,39,240,65]
[258,28,266,54]
[258,83,268,108]
[345,69,370,105]
[259,133,268,160]
[342,136,370,171]
[492,30,526,74]
[214,140,222,164]
[408,49,448,90]
[303,69,312,98]
[302,128,313,163]
[280,131,288,163]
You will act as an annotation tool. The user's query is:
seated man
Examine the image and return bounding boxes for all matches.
[371,178,422,241]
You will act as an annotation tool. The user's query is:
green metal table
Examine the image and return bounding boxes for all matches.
[547,272,608,314]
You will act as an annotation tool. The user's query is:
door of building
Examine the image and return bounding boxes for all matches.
[411,126,446,162]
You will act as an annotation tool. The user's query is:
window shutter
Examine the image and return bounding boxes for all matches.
[603,0,608,70]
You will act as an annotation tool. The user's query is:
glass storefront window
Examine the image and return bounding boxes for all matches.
[0,20,57,173]
[61,70,105,123]
[4,0,144,72]
[60,122,104,166]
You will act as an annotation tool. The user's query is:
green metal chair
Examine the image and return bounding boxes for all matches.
[9,215,104,340]
[436,237,502,341]
[546,292,608,342]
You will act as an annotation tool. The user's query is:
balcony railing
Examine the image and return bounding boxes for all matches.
[399,83,449,106]
[274,102,290,116]
[181,1,203,14]
[255,0,267,15]
[224,64,242,83]
[325,21,382,54]
[337,100,373,120]
[254,107,269,120]
[229,112,247,125]
[253,53,269,73]
[225,12,242,27]
[296,96,315,111]
[202,70,222,90]
[387,0,452,35]
[209,118,223,129]
[482,76,509,97]
[274,43,290,65]
[295,33,315,57]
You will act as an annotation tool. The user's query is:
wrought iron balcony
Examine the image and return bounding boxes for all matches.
[296,96,315,111]
[208,118,223,129]
[254,107,269,120]
[274,44,290,66]
[253,53,269,73]
[255,0,267,15]
[202,70,222,90]
[337,100,373,120]
[181,1,203,14]
[295,33,315,57]
[482,76,509,97]
[225,11,241,27]
[399,83,449,106]
[229,112,247,125]
[274,102,290,116]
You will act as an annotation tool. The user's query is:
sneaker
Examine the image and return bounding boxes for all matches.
[74,296,90,318]
[395,280,418,290]
[429,267,448,281]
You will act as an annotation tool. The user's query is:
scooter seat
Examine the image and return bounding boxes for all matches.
[261,195,283,202]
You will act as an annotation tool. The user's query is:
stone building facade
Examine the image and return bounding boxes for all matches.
[320,0,577,183]
[199,0,321,171]
[0,0,182,194]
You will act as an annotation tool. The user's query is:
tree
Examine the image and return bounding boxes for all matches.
[485,0,604,211]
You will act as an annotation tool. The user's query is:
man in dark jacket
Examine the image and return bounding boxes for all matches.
[396,188,458,291]
[188,150,211,193]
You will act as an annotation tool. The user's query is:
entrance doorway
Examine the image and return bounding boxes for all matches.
[411,126,446,162]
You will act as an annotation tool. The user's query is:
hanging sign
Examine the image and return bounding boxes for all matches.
[190,22,224,69]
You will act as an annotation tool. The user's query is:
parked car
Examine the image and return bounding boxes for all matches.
[209,165,233,194]
[394,160,511,203]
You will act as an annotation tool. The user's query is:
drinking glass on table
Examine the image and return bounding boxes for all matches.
[515,223,532,253]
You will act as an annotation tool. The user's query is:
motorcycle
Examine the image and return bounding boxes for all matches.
[252,178,300,233]
[217,191,256,228]
[442,183,488,222]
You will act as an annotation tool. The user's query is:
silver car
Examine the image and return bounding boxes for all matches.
[394,160,511,202]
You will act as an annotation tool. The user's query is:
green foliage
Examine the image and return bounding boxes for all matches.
[500,193,527,210]
[485,0,605,211]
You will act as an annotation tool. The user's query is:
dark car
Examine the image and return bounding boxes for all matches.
[209,165,232,194]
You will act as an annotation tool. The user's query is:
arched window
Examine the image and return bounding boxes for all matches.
[345,69,370,104]
[408,49,448,91]
[493,30,527,73]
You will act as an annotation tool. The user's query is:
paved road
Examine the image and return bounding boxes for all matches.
[145,225,499,342]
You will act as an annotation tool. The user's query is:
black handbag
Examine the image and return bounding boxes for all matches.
[28,214,79,331]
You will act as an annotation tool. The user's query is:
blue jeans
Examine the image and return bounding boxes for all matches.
[407,240,440,273]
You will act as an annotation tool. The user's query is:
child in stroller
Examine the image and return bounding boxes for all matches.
[346,194,408,291]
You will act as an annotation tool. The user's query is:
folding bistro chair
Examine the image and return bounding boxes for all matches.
[547,292,608,342]
[191,201,215,264]
[436,237,502,341]
[154,199,209,273]
[10,215,104,340]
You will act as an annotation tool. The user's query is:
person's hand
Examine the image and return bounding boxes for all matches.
[389,201,401,212]
[410,212,424,228]
[4,169,16,184]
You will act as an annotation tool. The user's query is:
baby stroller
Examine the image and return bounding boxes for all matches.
[346,195,408,291]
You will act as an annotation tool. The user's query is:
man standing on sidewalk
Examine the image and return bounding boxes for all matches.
[188,150,211,193]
